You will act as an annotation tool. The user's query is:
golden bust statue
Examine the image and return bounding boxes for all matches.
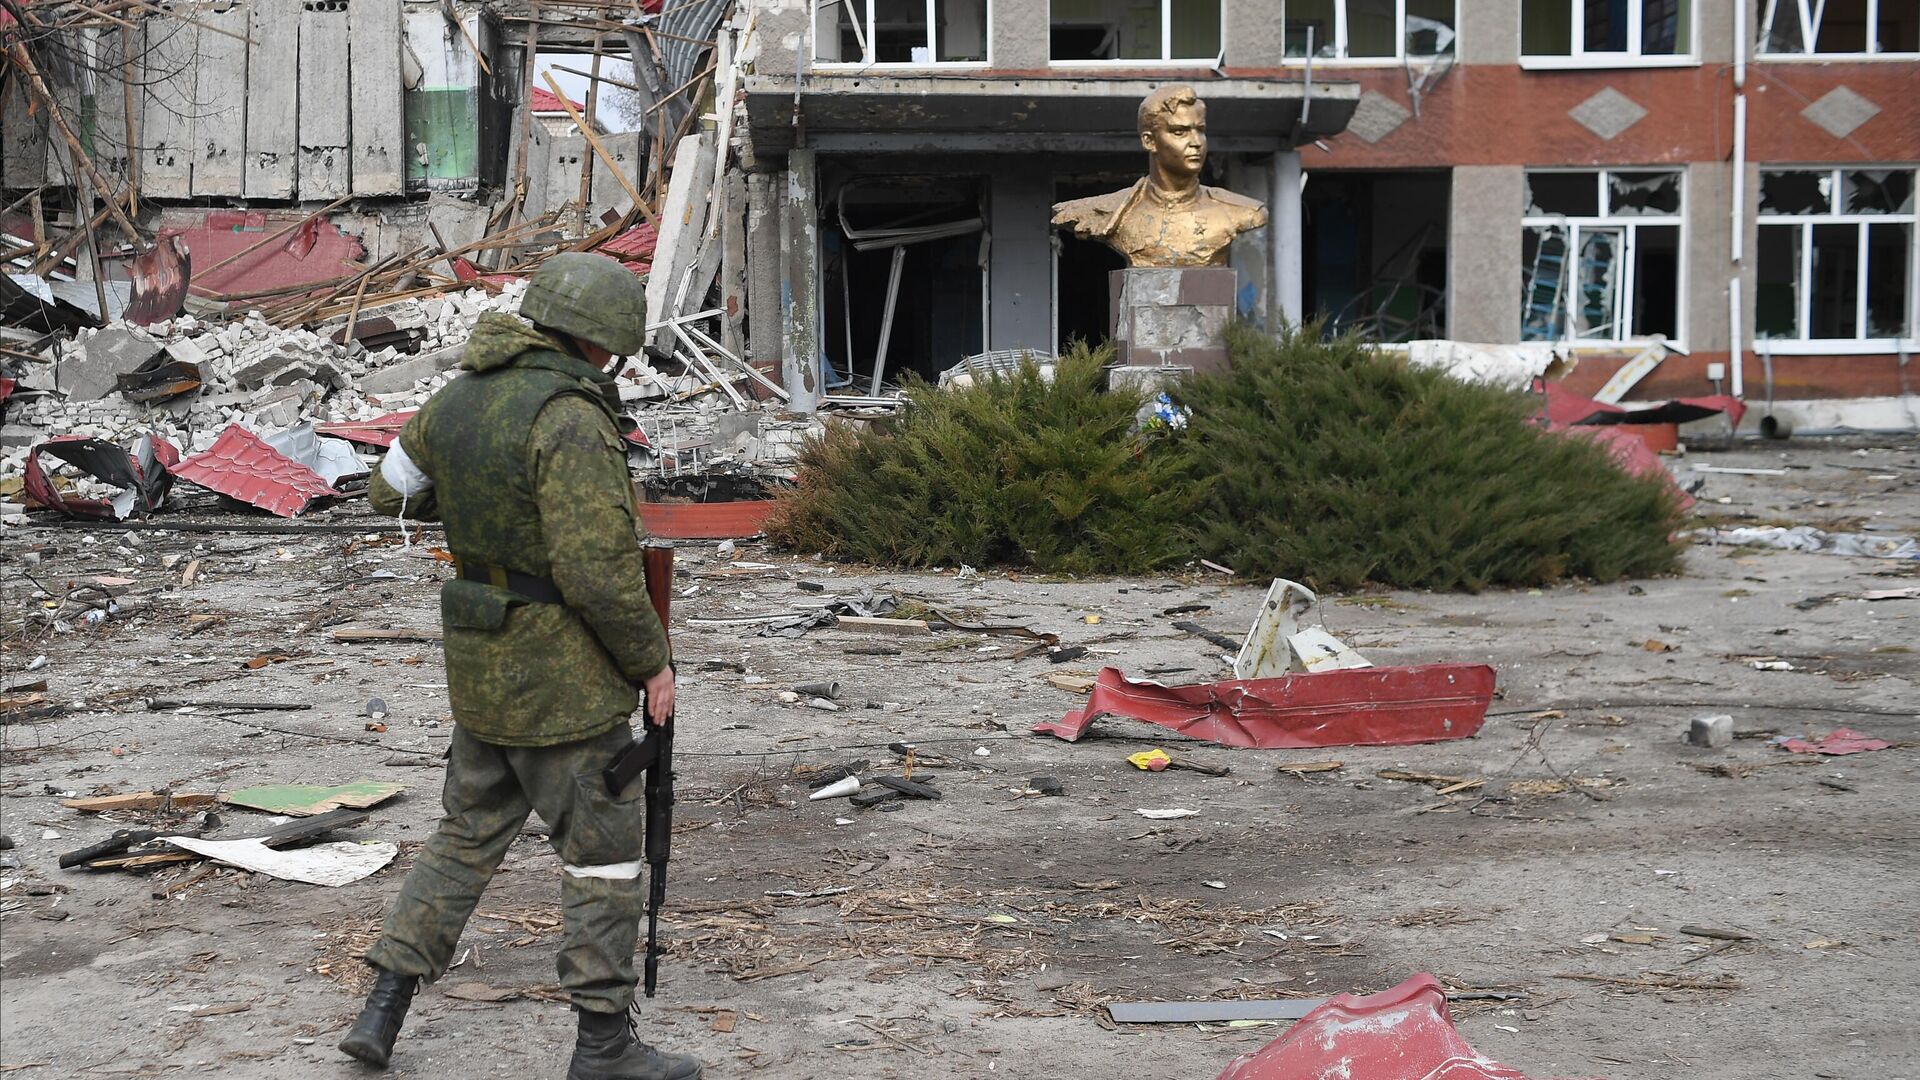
[1051,85,1269,268]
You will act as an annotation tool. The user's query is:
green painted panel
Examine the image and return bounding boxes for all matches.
[406,86,481,186]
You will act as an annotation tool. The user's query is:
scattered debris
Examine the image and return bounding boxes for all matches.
[1035,664,1496,749]
[1027,777,1066,797]
[22,434,178,519]
[1234,579,1370,678]
[60,791,218,813]
[1134,808,1199,820]
[169,425,341,517]
[163,836,397,887]
[1109,998,1325,1024]
[1687,714,1734,749]
[222,780,404,816]
[1214,974,1558,1080]
[1275,761,1344,776]
[1690,526,1919,560]
[1773,729,1891,756]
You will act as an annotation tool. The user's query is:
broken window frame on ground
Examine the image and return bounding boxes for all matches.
[1047,0,1223,63]
[1519,0,1697,65]
[1754,167,1916,353]
[1521,168,1684,345]
[813,0,992,65]
[1280,0,1458,63]
[1758,0,1920,56]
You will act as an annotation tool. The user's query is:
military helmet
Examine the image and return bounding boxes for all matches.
[520,252,646,356]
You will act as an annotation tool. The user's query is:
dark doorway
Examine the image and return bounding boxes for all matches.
[1051,176,1137,353]
[820,175,986,390]
[1302,170,1450,342]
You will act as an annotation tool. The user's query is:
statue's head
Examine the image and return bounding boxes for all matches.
[1137,84,1207,181]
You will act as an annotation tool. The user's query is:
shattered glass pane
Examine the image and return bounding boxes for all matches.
[873,0,927,62]
[1169,0,1222,58]
[816,0,866,62]
[1404,0,1455,53]
[1285,0,1337,56]
[1642,0,1689,53]
[1760,0,1806,51]
[1607,171,1682,216]
[1574,227,1624,338]
[1865,223,1912,338]
[1759,170,1832,215]
[1582,0,1630,51]
[1526,171,1600,217]
[935,0,988,61]
[1347,0,1398,56]
[1631,224,1680,338]
[1809,223,1860,338]
[1814,0,1870,52]
[1842,170,1915,214]
[1754,225,1803,340]
[1521,226,1571,341]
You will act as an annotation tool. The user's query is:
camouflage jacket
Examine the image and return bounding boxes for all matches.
[369,313,668,747]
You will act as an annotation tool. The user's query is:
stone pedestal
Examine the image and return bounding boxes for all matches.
[1109,267,1236,375]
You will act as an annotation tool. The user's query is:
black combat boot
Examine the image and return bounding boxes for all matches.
[337,969,418,1068]
[568,1007,703,1080]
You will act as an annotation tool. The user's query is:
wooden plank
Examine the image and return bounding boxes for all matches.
[61,791,219,813]
[140,11,196,197]
[244,0,299,198]
[347,0,405,195]
[1,68,50,188]
[332,627,443,642]
[835,616,933,636]
[297,1,351,198]
[192,1,249,196]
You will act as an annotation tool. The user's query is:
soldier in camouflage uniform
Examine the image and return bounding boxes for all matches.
[338,253,701,1080]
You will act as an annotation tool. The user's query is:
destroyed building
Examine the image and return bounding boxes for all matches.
[3,0,1917,486]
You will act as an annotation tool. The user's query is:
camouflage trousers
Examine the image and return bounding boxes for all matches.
[364,722,648,1014]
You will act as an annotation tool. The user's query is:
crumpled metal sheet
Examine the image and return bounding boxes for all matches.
[1215,974,1562,1080]
[22,433,180,519]
[1775,728,1891,755]
[125,233,190,326]
[1543,384,1745,430]
[1033,664,1496,748]
[316,410,418,448]
[169,424,340,517]
[264,424,369,485]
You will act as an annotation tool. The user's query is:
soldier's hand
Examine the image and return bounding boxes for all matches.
[643,666,676,727]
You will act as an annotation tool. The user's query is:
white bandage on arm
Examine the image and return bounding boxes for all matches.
[380,439,434,497]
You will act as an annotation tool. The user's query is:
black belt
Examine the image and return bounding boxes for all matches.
[453,557,566,604]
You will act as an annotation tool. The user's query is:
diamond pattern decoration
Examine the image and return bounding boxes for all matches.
[1568,87,1648,141]
[1801,86,1880,139]
[1346,90,1412,145]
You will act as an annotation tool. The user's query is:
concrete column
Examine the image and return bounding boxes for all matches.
[1456,0,1520,65]
[988,165,1054,353]
[1447,165,1523,343]
[745,172,782,370]
[1269,150,1303,329]
[779,149,821,412]
[990,0,1049,69]
[1686,160,1733,352]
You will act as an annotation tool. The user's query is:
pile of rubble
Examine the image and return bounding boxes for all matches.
[2,279,819,522]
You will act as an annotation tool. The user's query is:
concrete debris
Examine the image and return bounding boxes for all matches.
[3,278,821,508]
[1689,525,1920,560]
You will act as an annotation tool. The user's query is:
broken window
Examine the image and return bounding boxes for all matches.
[1049,0,1222,62]
[815,0,989,65]
[1282,0,1457,59]
[1520,0,1693,59]
[1520,168,1684,342]
[1760,0,1919,55]
[1756,167,1917,344]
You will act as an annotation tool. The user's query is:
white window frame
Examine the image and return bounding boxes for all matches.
[1757,0,1920,59]
[1521,168,1688,346]
[1278,0,1459,65]
[1755,167,1919,356]
[1047,0,1226,66]
[1519,0,1701,69]
[812,0,993,69]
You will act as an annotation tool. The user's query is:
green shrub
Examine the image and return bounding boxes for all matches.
[1177,324,1685,591]
[765,343,1203,575]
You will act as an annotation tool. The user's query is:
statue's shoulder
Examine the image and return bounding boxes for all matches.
[1052,181,1144,229]
[1202,185,1268,215]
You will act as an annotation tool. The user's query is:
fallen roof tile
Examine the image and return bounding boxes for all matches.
[169,424,340,517]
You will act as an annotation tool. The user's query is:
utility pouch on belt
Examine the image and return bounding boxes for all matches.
[452,557,565,605]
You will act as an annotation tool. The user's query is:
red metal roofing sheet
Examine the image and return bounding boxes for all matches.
[1034,663,1497,748]
[169,424,340,517]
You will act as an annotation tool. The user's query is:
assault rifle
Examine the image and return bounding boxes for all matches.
[602,543,676,997]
